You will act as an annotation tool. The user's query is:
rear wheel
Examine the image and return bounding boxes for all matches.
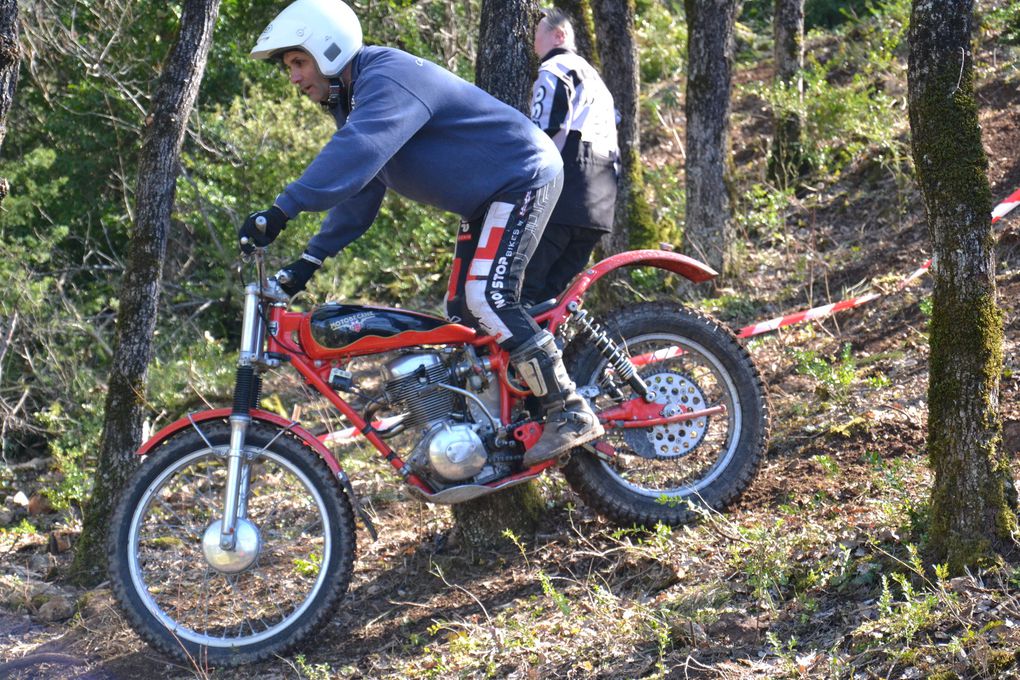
[108,421,356,666]
[562,302,769,527]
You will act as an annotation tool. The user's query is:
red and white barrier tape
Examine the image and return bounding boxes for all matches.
[736,293,881,338]
[320,415,405,446]
[992,186,1020,224]
[733,189,1019,339]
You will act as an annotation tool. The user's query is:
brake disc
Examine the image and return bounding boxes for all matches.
[623,371,711,459]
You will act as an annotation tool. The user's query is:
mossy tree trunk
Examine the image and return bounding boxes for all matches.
[0,0,19,206]
[70,0,222,586]
[453,0,545,552]
[766,0,806,189]
[591,0,657,253]
[907,0,1016,573]
[683,0,740,277]
[553,0,599,68]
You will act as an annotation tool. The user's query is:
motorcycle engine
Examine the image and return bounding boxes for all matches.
[382,351,489,482]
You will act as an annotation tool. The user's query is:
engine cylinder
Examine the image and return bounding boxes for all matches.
[383,353,457,429]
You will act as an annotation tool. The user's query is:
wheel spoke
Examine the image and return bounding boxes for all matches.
[587,333,745,495]
[122,440,339,650]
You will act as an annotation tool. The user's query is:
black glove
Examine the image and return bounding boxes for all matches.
[239,205,289,253]
[276,253,323,296]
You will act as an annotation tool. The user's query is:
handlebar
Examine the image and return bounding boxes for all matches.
[238,214,268,249]
[239,245,290,302]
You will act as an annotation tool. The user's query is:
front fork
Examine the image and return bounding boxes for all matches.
[219,282,264,550]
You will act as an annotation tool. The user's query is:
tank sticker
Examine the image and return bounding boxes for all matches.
[330,311,374,334]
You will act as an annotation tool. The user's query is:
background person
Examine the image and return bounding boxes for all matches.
[522,7,619,307]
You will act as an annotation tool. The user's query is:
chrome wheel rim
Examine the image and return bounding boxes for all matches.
[127,447,332,647]
[589,333,742,498]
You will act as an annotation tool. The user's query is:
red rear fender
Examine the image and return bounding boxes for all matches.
[586,249,716,286]
[535,250,718,330]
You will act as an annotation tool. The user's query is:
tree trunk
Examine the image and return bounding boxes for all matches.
[553,0,599,67]
[475,0,538,111]
[70,0,222,586]
[683,0,740,276]
[592,0,656,252]
[454,0,545,552]
[0,0,20,206]
[907,0,1015,573]
[767,0,806,188]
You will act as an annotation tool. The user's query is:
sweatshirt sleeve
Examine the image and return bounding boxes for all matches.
[305,177,387,260]
[275,73,433,217]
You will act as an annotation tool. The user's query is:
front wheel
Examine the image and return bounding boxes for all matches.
[107,421,356,666]
[563,302,770,527]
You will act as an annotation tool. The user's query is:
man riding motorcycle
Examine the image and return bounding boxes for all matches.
[239,0,604,464]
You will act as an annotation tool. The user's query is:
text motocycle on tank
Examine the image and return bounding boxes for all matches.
[107,245,770,666]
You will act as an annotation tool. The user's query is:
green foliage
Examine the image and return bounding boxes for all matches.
[738,0,773,31]
[792,344,858,403]
[0,519,39,539]
[805,0,876,30]
[986,4,1020,45]
[745,0,911,182]
[724,517,853,609]
[642,162,685,246]
[735,183,796,244]
[636,1,687,83]
[919,296,934,319]
[293,654,333,680]
[854,548,954,649]
[766,65,906,179]
[292,551,323,578]
[697,291,760,323]
[742,0,892,31]
[812,453,840,477]
[538,572,572,616]
[35,402,102,511]
[359,0,481,80]
[146,333,235,416]
[330,196,453,308]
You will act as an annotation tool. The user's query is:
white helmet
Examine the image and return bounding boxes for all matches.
[250,0,363,76]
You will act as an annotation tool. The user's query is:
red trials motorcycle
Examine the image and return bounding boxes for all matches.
[107,246,768,666]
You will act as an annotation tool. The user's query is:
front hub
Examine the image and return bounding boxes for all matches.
[202,518,262,573]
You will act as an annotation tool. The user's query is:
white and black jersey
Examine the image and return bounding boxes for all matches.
[531,48,618,231]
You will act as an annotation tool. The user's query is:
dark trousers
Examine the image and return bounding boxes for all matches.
[445,173,563,352]
[520,223,605,306]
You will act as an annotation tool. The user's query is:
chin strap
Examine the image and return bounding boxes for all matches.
[322,77,344,110]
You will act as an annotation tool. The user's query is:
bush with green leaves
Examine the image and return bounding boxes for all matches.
[745,0,911,181]
[636,0,688,84]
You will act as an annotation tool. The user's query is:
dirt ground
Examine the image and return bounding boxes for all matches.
[3,31,1020,680]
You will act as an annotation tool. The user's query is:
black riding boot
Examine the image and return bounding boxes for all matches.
[510,331,604,466]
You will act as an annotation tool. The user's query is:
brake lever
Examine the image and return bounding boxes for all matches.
[239,215,269,263]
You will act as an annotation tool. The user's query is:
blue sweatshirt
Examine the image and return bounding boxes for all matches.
[274,46,564,261]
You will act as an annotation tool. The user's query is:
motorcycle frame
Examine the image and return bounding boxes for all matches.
[137,248,719,501]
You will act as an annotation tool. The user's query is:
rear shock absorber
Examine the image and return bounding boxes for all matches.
[567,302,656,402]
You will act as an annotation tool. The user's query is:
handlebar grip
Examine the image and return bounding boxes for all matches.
[255,215,267,232]
[277,269,293,284]
[240,236,251,246]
